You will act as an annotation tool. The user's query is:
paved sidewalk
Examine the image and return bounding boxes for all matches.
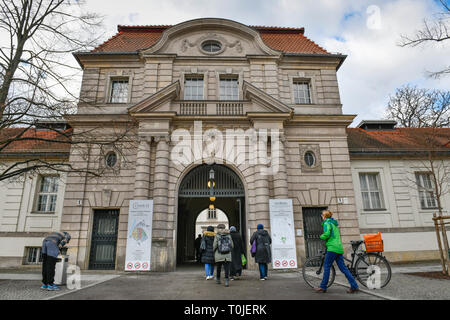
[0,262,447,300]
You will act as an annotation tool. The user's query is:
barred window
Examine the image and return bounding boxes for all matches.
[208,208,217,220]
[219,77,239,100]
[24,247,43,265]
[36,176,59,213]
[359,173,385,210]
[184,76,204,100]
[109,78,129,103]
[293,81,311,104]
[416,173,438,209]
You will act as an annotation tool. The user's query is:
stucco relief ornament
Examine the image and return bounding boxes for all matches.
[227,40,243,53]
[181,39,196,53]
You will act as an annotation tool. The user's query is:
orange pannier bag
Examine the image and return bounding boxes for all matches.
[363,232,384,252]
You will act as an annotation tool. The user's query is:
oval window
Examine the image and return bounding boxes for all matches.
[105,152,118,168]
[304,151,316,167]
[201,40,222,53]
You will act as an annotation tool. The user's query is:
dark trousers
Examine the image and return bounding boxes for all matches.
[216,261,230,279]
[42,253,57,285]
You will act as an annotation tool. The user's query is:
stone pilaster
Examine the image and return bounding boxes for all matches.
[273,132,289,199]
[254,135,271,230]
[134,139,151,200]
[153,135,170,238]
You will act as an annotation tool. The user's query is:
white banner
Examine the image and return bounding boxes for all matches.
[125,200,153,271]
[269,199,298,269]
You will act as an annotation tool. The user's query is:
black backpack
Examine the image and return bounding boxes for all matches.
[217,234,232,254]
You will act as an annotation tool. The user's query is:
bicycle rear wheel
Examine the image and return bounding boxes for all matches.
[302,256,335,289]
[355,253,392,288]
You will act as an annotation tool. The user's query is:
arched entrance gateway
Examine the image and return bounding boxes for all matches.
[177,164,246,266]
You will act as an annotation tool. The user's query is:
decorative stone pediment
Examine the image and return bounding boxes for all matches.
[128,81,180,115]
[242,81,293,114]
[140,18,281,58]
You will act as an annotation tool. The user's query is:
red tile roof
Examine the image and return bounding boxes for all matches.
[92,25,329,54]
[0,128,71,155]
[347,128,450,153]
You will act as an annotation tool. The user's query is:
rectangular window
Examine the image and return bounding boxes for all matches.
[359,173,385,210]
[208,208,217,220]
[416,172,438,209]
[36,176,59,213]
[293,81,311,104]
[184,76,204,100]
[109,78,129,103]
[24,247,43,265]
[219,77,239,100]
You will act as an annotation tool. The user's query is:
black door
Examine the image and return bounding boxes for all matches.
[89,209,119,270]
[302,207,327,258]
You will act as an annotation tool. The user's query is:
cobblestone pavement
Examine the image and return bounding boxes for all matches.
[0,262,447,300]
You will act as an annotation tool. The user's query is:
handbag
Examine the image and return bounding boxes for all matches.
[241,254,247,266]
[251,240,256,257]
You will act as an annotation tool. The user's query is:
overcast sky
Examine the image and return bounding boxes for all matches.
[83,0,449,126]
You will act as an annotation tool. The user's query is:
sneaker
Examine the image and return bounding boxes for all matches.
[260,278,266,281]
[47,284,60,291]
[347,288,359,294]
[40,285,47,290]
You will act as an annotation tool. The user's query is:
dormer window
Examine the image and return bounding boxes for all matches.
[109,78,129,103]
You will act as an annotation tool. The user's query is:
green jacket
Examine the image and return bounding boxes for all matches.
[320,218,344,254]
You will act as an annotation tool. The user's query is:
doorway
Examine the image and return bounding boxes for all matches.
[302,207,327,259]
[89,209,119,270]
[177,164,246,266]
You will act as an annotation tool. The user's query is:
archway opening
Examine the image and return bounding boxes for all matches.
[177,164,246,266]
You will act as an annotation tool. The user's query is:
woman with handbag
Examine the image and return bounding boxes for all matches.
[250,224,272,280]
[229,226,246,280]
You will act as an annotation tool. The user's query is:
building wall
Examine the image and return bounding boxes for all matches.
[0,169,66,267]
[351,158,450,262]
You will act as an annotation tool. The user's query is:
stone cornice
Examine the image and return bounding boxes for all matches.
[289,114,356,126]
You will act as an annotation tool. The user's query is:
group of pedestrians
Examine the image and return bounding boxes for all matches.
[198,223,272,287]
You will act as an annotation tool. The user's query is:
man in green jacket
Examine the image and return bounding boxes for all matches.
[315,210,359,293]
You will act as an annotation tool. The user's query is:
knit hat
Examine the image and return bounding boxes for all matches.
[257,224,264,230]
[230,226,236,232]
[207,226,214,232]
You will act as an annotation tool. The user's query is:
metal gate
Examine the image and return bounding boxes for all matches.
[302,207,327,258]
[89,209,119,270]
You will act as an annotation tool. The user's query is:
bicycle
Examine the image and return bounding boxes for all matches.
[302,240,392,289]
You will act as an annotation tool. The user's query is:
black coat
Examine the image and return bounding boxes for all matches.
[250,230,272,264]
[200,232,216,264]
[230,231,245,272]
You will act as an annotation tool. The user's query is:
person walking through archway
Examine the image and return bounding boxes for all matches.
[229,226,246,280]
[250,224,272,280]
[315,210,359,294]
[200,226,216,280]
[213,224,233,287]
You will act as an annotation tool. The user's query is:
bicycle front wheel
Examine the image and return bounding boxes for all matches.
[302,256,335,289]
[355,253,392,288]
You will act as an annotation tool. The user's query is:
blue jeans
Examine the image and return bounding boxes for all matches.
[258,263,268,279]
[204,264,214,277]
[320,251,359,290]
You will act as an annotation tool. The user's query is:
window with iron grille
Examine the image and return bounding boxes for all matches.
[109,78,129,103]
[208,208,217,220]
[184,76,204,100]
[219,77,239,100]
[24,247,43,265]
[415,172,438,209]
[35,176,59,213]
[359,173,385,210]
[293,81,311,104]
